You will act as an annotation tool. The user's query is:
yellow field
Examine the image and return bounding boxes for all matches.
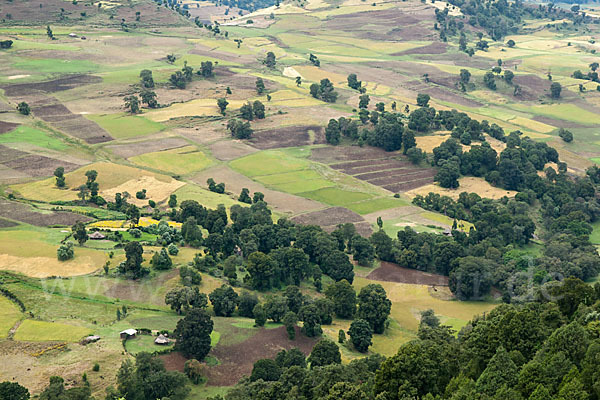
[145,98,247,122]
[129,145,213,176]
[507,116,555,133]
[0,228,113,278]
[101,175,185,207]
[11,162,177,202]
[406,177,517,200]
[353,277,497,355]
[293,65,348,86]
[14,320,92,342]
[415,133,451,152]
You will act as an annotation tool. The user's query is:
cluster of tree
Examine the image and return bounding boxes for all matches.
[106,352,190,400]
[237,188,264,204]
[446,0,576,41]
[432,132,560,190]
[310,79,338,103]
[239,100,265,120]
[309,53,320,67]
[572,62,600,82]
[227,118,253,139]
[216,0,278,12]
[169,61,194,89]
[207,178,226,194]
[218,280,600,399]
[324,109,417,155]
[17,102,30,115]
[347,73,365,93]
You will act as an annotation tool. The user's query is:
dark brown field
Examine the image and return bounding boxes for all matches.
[249,125,325,149]
[0,199,92,227]
[310,146,436,192]
[367,261,449,286]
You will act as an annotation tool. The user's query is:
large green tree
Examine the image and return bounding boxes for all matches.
[173,307,214,360]
[357,284,391,334]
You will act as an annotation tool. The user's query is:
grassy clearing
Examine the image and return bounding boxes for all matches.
[354,276,497,338]
[125,334,174,354]
[130,146,213,176]
[0,126,68,151]
[14,319,92,342]
[300,187,373,205]
[86,114,165,139]
[0,296,22,338]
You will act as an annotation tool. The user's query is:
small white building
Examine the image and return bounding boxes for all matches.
[120,329,137,339]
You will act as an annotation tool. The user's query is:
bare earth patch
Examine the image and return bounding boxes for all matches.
[367,261,449,286]
[249,125,326,149]
[205,326,318,386]
[291,206,372,236]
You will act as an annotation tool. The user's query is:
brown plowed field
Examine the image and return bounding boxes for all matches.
[206,326,317,386]
[291,207,373,237]
[0,199,92,227]
[3,76,113,144]
[0,121,20,134]
[312,146,435,193]
[4,154,79,178]
[249,125,326,149]
[367,261,449,286]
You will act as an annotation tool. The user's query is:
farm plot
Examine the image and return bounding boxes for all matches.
[229,149,388,210]
[0,199,92,227]
[13,320,91,342]
[0,296,22,338]
[129,145,213,176]
[366,261,449,286]
[205,325,318,386]
[86,114,165,140]
[290,206,372,236]
[11,162,181,203]
[248,125,326,149]
[311,146,436,192]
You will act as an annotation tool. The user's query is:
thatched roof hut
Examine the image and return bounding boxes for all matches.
[155,334,170,345]
[89,231,106,240]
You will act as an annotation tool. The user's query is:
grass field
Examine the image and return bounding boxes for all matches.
[0,296,22,338]
[129,146,213,176]
[86,114,165,139]
[353,276,497,355]
[13,319,92,342]
[0,227,109,277]
[0,126,68,151]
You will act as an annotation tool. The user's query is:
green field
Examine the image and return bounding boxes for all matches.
[86,114,165,139]
[0,126,68,151]
[130,146,213,176]
[0,296,22,338]
[11,58,99,76]
[13,319,92,342]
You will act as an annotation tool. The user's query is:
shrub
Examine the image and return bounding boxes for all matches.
[57,242,74,261]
